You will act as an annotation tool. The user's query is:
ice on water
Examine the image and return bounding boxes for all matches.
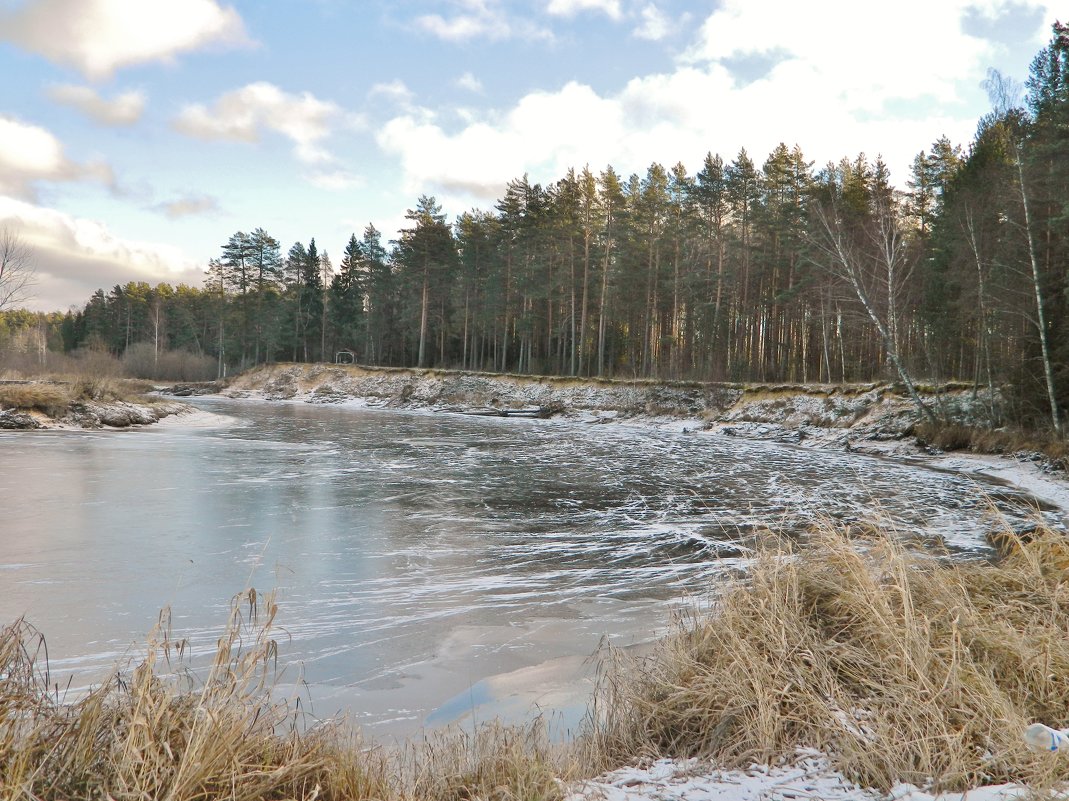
[0,398,1058,736]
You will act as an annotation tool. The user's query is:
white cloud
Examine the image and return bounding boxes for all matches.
[546,0,622,20]
[0,197,205,310]
[0,0,250,80]
[154,194,221,220]
[375,35,990,210]
[173,82,342,165]
[376,1,1069,212]
[378,81,627,201]
[370,80,417,109]
[633,3,672,40]
[456,72,485,93]
[681,0,1042,111]
[0,116,114,199]
[47,84,146,126]
[414,0,551,42]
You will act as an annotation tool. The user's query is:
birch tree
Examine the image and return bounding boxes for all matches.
[809,166,938,424]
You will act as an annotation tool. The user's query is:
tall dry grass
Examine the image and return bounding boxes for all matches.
[914,421,1069,472]
[0,375,161,417]
[0,590,571,801]
[0,383,70,416]
[5,528,1069,799]
[587,526,1069,792]
[0,591,393,801]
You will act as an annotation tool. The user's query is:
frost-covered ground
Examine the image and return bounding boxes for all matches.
[566,753,1031,801]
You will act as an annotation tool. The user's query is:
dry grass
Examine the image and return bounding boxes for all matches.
[0,590,569,801]
[587,526,1069,793]
[915,421,1069,472]
[6,528,1069,798]
[0,376,161,418]
[0,591,394,801]
[402,722,571,801]
[0,382,70,416]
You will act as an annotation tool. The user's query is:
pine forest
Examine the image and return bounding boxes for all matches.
[6,24,1068,430]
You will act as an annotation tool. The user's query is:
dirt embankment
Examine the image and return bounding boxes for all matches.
[0,379,190,430]
[215,363,994,450]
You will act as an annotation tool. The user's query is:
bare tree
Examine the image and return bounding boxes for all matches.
[809,184,938,425]
[0,227,36,311]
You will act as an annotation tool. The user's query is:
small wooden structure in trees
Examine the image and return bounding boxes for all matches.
[335,350,355,365]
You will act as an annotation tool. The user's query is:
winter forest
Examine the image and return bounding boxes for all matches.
[6,24,1068,429]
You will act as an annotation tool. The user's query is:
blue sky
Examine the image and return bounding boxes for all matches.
[0,0,1061,310]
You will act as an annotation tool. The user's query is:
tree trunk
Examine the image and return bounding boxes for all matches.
[1016,150,1062,434]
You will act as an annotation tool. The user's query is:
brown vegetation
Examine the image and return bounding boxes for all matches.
[589,526,1069,793]
[0,376,162,419]
[4,528,1069,799]
[915,421,1069,471]
[0,591,571,801]
[0,383,69,416]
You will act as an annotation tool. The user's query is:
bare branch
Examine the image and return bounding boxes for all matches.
[0,227,37,311]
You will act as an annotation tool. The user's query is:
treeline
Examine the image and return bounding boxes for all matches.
[27,24,1068,427]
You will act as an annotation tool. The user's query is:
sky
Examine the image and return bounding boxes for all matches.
[0,0,1062,311]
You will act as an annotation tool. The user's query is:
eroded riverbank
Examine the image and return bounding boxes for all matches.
[186,363,1069,524]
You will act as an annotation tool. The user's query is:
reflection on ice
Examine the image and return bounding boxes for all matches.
[0,398,1060,737]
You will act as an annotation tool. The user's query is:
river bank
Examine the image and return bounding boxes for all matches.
[5,366,1068,798]
[176,362,1069,522]
[4,527,1064,801]
[204,363,1009,452]
[0,377,191,430]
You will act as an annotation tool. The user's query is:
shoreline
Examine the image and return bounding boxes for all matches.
[8,373,1066,799]
[174,362,1069,526]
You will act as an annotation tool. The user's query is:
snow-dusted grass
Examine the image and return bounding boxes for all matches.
[587,526,1069,796]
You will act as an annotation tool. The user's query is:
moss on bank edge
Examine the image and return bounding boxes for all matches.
[5,527,1069,799]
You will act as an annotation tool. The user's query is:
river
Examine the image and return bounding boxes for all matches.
[0,398,1058,737]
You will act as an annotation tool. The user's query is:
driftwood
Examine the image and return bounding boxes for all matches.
[458,406,558,419]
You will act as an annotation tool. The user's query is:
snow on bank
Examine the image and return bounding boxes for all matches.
[566,753,1029,801]
[151,405,238,429]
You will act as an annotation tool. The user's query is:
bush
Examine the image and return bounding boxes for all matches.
[915,421,1069,471]
[121,342,216,382]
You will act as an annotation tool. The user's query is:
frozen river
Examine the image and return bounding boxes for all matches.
[0,398,1057,736]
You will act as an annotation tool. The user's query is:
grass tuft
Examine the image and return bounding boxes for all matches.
[915,421,1069,471]
[588,525,1069,792]
[0,383,70,415]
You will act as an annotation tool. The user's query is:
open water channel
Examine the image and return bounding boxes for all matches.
[0,398,1060,737]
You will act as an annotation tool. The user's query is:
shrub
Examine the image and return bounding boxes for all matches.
[122,342,216,382]
[915,421,1069,471]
